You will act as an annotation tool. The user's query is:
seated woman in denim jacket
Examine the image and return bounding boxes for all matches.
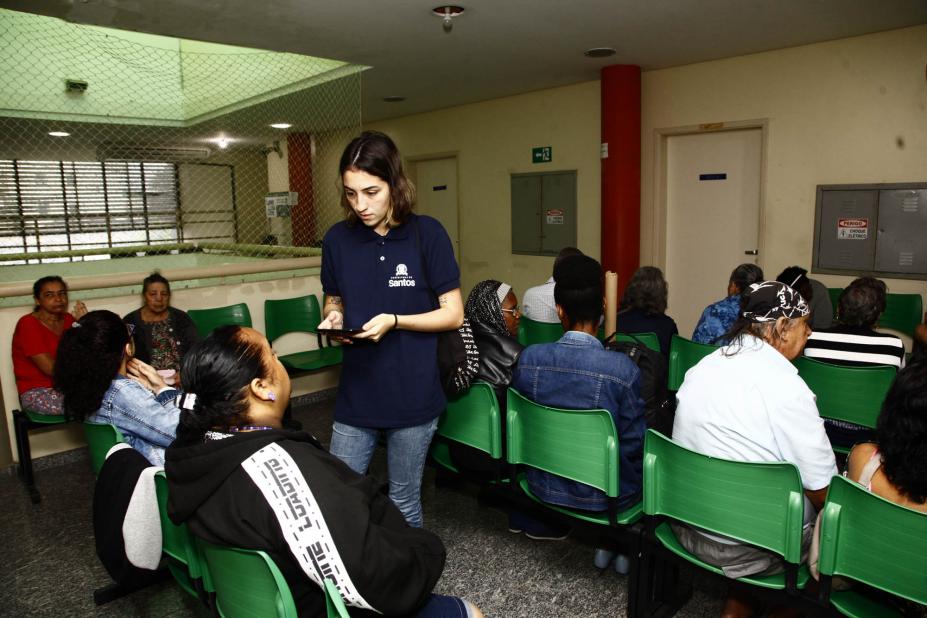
[55,310,181,465]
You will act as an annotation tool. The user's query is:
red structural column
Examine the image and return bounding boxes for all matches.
[287,132,314,246]
[600,64,641,298]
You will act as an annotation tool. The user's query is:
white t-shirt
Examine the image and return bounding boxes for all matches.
[521,277,559,323]
[673,336,837,493]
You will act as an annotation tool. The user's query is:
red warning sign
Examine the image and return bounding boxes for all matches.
[837,218,868,240]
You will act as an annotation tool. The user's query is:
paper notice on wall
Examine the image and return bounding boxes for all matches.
[837,218,868,240]
[546,208,564,225]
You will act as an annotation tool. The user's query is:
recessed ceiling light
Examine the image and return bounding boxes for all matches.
[382,96,405,103]
[217,137,229,149]
[48,131,70,137]
[584,47,617,58]
[270,123,292,129]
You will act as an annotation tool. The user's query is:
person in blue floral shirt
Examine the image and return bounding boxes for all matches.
[691,264,764,344]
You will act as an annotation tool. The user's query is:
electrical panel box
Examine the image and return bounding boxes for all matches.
[813,183,927,280]
[511,171,577,256]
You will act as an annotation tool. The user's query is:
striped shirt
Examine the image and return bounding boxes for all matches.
[803,326,905,369]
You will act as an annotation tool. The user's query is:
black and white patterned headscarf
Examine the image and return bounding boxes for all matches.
[465,279,511,336]
[741,280,810,323]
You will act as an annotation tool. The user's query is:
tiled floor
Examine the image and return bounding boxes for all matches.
[0,393,725,617]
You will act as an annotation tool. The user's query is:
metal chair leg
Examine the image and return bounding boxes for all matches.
[13,410,41,503]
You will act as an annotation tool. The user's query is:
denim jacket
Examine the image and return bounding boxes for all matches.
[511,331,645,511]
[87,375,180,466]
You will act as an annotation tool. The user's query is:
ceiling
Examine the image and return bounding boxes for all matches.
[4,0,927,122]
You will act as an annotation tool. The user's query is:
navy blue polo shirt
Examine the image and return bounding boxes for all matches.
[320,214,460,428]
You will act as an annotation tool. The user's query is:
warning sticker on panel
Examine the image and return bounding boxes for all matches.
[546,208,564,225]
[837,218,868,240]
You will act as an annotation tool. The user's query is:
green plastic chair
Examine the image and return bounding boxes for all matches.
[12,407,74,503]
[613,332,661,354]
[430,382,503,475]
[154,471,210,602]
[879,292,923,337]
[264,295,342,372]
[667,335,717,391]
[187,303,253,338]
[324,579,351,618]
[642,429,810,594]
[517,317,563,346]
[817,475,927,617]
[82,421,124,475]
[506,388,643,526]
[794,357,895,452]
[197,539,298,618]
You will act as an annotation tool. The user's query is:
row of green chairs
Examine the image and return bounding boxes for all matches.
[187,295,343,372]
[638,429,927,617]
[153,469,349,617]
[827,288,923,337]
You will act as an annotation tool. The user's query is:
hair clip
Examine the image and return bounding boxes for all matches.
[71,322,82,328]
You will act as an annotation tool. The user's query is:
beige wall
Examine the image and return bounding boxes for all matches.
[641,24,927,299]
[367,81,603,299]
[1,272,337,466]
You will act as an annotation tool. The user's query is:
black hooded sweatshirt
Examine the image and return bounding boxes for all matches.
[165,429,446,617]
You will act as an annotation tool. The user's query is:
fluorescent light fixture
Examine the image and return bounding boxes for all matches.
[270,123,292,129]
[48,131,70,137]
[217,137,229,149]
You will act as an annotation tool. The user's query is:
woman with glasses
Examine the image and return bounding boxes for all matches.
[12,276,88,415]
[448,280,524,474]
[55,310,181,465]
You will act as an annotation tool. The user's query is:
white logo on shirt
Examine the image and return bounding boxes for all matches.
[388,263,416,288]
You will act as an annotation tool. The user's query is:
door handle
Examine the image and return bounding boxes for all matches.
[744,249,758,255]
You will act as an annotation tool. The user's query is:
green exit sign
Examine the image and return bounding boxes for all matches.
[532,146,552,163]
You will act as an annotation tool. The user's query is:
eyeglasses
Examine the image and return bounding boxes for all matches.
[501,305,520,317]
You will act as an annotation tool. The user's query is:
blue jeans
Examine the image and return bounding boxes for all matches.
[330,417,439,528]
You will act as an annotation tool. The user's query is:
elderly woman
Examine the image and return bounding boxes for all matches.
[165,326,482,618]
[12,276,87,415]
[672,281,837,618]
[123,272,199,386]
[616,266,678,356]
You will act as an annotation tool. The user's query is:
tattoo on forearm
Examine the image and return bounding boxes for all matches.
[328,296,342,306]
[439,295,449,306]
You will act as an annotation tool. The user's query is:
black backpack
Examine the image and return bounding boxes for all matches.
[604,333,675,436]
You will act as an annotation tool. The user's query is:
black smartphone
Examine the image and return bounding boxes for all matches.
[317,328,364,337]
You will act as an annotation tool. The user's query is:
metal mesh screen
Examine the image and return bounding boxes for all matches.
[0,8,363,268]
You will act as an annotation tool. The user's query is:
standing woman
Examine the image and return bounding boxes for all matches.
[318,131,463,527]
[123,272,199,385]
[12,276,87,415]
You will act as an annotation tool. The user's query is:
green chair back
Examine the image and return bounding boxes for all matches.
[507,388,618,498]
[264,295,323,343]
[643,430,806,571]
[188,303,253,338]
[795,357,895,430]
[667,335,717,391]
[154,470,206,599]
[818,475,927,613]
[432,382,503,472]
[198,539,298,618]
[613,332,661,353]
[879,292,923,337]
[82,421,124,475]
[517,317,563,346]
[324,579,351,618]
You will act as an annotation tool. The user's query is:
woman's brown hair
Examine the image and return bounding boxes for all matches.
[338,131,416,226]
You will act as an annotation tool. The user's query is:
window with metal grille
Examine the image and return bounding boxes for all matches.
[0,159,181,262]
